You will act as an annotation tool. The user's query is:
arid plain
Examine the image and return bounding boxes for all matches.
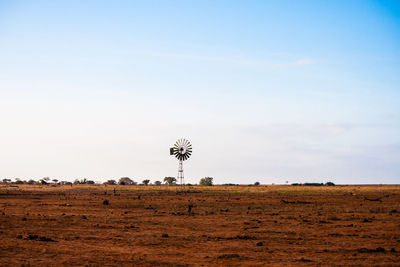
[0,184,399,266]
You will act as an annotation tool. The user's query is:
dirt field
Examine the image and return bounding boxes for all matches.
[0,184,399,266]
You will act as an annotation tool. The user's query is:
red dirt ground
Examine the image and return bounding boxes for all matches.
[0,185,399,266]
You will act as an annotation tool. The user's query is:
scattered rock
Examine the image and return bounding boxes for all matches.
[227,235,255,240]
[188,204,194,214]
[161,233,169,238]
[357,247,386,253]
[22,217,27,221]
[26,234,38,240]
[217,254,241,259]
[256,242,263,246]
[103,200,109,205]
[38,236,55,242]
[376,247,386,252]
[17,234,23,239]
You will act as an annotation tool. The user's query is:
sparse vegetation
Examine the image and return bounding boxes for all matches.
[0,184,398,266]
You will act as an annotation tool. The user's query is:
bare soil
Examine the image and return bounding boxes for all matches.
[0,185,399,266]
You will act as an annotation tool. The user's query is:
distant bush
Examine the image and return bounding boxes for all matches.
[199,177,213,186]
[73,178,94,185]
[104,180,117,185]
[222,183,239,186]
[254,182,260,186]
[154,181,162,186]
[304,183,324,186]
[291,182,335,186]
[142,179,150,186]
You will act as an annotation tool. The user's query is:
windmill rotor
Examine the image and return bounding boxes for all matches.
[171,138,192,161]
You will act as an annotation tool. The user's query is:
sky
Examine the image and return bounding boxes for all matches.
[0,0,399,184]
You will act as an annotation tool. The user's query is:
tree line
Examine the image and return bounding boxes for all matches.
[0,177,215,186]
[1,177,335,186]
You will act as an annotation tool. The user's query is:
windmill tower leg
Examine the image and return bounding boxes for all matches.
[178,160,184,187]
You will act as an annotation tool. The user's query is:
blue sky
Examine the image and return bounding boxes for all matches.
[0,0,399,184]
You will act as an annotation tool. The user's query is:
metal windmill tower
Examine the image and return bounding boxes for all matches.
[170,138,192,186]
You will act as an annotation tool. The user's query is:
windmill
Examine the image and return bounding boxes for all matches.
[170,138,192,186]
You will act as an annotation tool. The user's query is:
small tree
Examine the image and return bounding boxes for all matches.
[142,179,150,186]
[154,180,162,186]
[14,178,23,184]
[2,179,11,184]
[52,179,59,184]
[164,177,176,185]
[199,177,213,186]
[119,177,135,185]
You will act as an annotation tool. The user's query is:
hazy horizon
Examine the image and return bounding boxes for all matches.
[0,1,399,184]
